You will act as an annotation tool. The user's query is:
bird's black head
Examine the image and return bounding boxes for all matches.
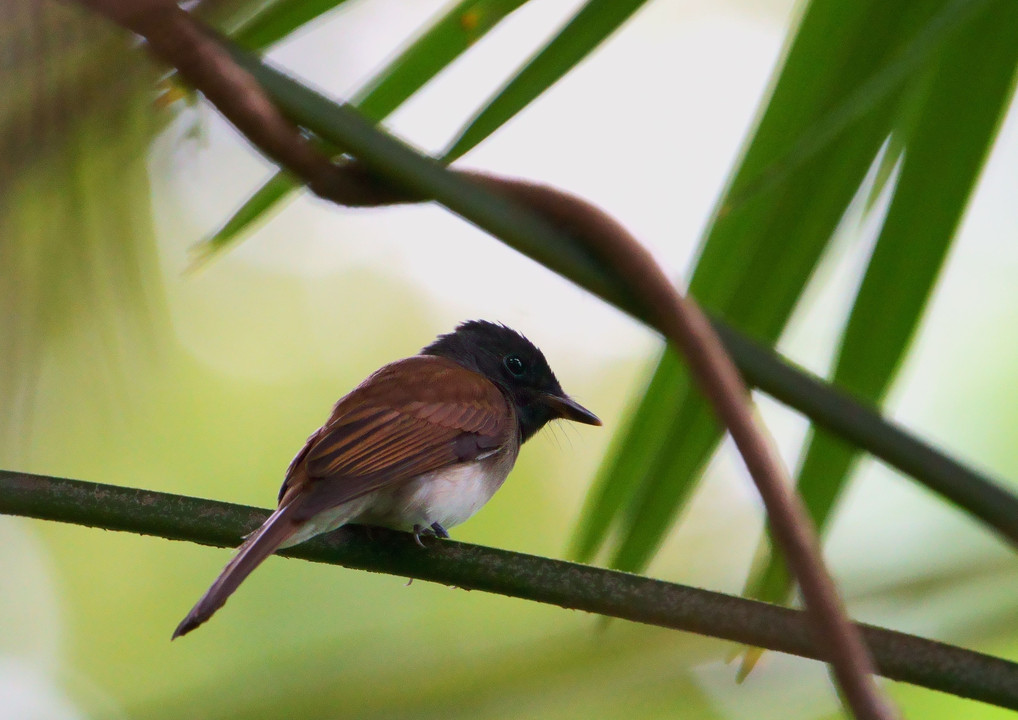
[422,320,601,442]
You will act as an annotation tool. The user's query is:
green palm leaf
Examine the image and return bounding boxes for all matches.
[744,0,1018,614]
[574,0,951,570]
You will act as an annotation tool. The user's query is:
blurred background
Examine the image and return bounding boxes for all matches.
[2,0,1018,718]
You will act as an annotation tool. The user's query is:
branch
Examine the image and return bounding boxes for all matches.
[461,178,892,716]
[3,470,1018,712]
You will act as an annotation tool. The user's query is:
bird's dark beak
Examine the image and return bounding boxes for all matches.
[541,393,601,426]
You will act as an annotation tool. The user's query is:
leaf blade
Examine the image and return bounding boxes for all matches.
[746,0,1018,609]
[192,170,299,266]
[442,0,651,163]
[353,0,532,122]
[577,0,917,573]
[232,0,355,51]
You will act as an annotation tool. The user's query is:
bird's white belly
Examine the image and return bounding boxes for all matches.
[355,459,512,532]
[280,449,517,548]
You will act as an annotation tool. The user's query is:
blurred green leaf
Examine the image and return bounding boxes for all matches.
[575,0,929,571]
[129,628,724,720]
[199,0,530,259]
[352,0,532,122]
[190,170,298,264]
[0,3,165,442]
[745,0,1018,610]
[570,351,687,562]
[232,0,355,51]
[441,0,650,163]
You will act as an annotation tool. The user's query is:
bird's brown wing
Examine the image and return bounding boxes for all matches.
[280,355,513,521]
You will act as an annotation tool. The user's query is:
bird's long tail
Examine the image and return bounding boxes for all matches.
[173,503,301,639]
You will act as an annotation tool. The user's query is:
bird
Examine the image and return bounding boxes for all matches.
[172,320,600,638]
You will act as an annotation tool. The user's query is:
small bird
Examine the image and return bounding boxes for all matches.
[173,320,600,638]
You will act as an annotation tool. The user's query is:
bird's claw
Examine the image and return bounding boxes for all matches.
[412,525,427,548]
[412,522,450,547]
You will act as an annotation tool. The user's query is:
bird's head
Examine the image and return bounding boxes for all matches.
[422,320,601,442]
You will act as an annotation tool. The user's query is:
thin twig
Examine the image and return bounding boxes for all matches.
[2,470,1017,711]
[75,3,893,716]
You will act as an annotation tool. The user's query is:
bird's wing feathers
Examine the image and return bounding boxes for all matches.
[174,356,508,639]
[281,356,512,519]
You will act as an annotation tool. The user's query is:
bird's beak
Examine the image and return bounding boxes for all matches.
[541,393,602,426]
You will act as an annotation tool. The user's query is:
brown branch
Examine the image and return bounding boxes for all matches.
[75,2,895,717]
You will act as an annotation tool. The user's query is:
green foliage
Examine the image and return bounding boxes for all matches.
[0,3,164,445]
[231,0,356,50]
[574,0,1018,580]
[745,0,1018,606]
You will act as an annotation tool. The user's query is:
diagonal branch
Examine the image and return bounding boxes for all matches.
[3,470,1018,712]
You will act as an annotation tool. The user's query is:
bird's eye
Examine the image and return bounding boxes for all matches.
[503,355,525,377]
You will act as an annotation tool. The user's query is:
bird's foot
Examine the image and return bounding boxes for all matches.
[412,522,450,547]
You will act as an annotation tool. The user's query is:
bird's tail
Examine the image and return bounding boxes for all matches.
[172,503,300,639]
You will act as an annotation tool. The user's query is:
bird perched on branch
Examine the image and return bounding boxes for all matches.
[173,320,600,638]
